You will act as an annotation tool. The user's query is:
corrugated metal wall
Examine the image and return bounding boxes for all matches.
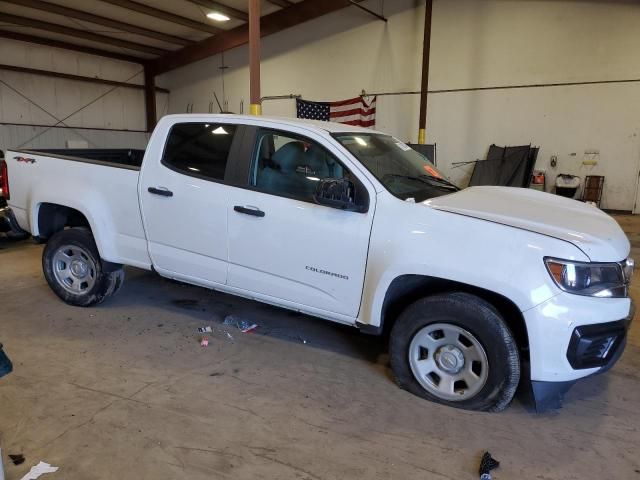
[0,38,169,153]
[0,124,149,152]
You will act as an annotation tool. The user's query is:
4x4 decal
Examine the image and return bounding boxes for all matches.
[14,156,36,164]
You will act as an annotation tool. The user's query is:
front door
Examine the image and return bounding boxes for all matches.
[140,121,240,285]
[226,127,375,318]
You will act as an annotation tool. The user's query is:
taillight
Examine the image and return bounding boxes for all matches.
[0,160,9,200]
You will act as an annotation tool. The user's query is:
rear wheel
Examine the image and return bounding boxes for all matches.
[42,227,124,307]
[389,292,520,412]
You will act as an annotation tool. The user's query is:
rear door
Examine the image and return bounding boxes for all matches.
[226,126,376,318]
[140,121,242,285]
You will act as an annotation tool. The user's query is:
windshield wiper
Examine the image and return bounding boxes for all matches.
[418,175,460,190]
[383,173,459,191]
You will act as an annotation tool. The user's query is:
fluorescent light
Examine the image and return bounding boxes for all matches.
[207,12,230,21]
[355,136,367,146]
[211,126,228,135]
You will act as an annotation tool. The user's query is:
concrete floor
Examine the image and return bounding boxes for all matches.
[1,218,640,480]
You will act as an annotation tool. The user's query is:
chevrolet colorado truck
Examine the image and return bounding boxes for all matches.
[1,114,634,412]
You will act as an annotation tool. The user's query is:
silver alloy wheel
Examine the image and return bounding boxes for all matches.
[52,244,97,295]
[409,323,489,401]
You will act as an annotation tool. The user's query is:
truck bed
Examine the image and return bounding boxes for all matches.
[20,148,145,169]
[6,147,150,269]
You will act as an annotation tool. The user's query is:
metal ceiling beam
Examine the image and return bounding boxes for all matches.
[266,0,294,7]
[149,0,363,75]
[0,13,169,55]
[186,0,249,22]
[0,29,145,64]
[0,63,170,93]
[2,0,193,46]
[98,0,221,35]
[348,1,387,22]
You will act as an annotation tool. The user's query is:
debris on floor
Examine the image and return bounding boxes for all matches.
[478,451,500,480]
[19,461,58,480]
[198,326,213,333]
[223,315,258,333]
[9,454,25,465]
[200,337,210,347]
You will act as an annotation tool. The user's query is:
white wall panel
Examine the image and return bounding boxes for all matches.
[157,0,640,210]
[0,38,166,152]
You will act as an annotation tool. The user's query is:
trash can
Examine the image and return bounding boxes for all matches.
[555,174,581,198]
[0,343,12,378]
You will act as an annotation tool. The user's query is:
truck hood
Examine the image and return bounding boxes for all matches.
[426,186,630,262]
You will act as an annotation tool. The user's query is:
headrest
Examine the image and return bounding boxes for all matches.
[272,141,306,172]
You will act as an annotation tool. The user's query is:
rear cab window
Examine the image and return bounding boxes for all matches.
[162,123,237,181]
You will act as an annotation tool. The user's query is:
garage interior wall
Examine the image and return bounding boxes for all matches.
[158,0,640,211]
[0,38,168,151]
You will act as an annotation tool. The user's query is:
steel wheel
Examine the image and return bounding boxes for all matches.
[409,323,489,401]
[51,244,97,295]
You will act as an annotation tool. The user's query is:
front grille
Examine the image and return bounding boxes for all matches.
[567,320,628,369]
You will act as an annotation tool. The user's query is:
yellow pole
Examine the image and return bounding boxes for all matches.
[249,103,262,116]
[418,128,426,145]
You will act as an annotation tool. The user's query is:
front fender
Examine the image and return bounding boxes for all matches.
[358,196,588,328]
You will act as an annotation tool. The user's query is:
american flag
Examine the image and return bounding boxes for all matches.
[296,96,376,127]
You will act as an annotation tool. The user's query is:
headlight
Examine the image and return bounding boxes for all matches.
[544,257,632,298]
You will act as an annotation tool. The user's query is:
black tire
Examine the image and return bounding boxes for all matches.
[42,227,125,307]
[389,292,520,412]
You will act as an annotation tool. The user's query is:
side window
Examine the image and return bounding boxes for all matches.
[162,123,236,181]
[250,130,347,202]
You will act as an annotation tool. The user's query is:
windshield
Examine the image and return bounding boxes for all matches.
[333,133,459,202]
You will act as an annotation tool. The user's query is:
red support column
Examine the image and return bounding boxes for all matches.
[144,65,157,132]
[418,0,433,144]
[249,0,261,115]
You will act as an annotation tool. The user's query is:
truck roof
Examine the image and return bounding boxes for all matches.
[161,114,382,135]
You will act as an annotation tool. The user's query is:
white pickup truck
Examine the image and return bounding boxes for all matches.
[1,114,634,412]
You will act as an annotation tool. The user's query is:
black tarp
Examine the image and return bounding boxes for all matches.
[408,143,437,166]
[469,144,539,187]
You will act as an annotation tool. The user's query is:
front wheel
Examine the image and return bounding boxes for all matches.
[42,227,124,307]
[389,292,520,412]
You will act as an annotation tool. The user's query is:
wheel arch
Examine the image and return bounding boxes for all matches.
[378,274,530,361]
[37,202,91,240]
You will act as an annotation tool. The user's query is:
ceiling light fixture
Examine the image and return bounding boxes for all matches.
[207,12,230,21]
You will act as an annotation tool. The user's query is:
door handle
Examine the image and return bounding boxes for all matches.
[234,205,265,217]
[148,187,173,197]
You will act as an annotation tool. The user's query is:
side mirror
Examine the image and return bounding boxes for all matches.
[314,178,367,213]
